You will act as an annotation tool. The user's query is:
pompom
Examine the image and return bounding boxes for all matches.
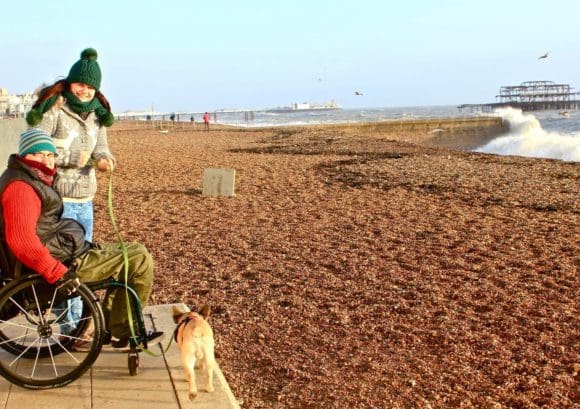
[80,48,98,61]
[26,109,43,126]
[99,111,115,127]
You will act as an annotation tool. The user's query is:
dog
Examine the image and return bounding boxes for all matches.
[172,304,216,400]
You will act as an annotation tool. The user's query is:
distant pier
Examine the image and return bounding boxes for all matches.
[458,80,580,113]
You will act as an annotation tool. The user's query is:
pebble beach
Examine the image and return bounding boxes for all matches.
[93,121,578,408]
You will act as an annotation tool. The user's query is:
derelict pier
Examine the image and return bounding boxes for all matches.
[458,80,580,113]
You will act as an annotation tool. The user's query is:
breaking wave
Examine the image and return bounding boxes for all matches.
[476,107,579,162]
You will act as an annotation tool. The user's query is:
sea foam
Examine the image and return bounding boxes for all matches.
[476,107,579,162]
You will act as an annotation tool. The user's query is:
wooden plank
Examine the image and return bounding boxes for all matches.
[2,371,91,409]
[91,314,178,409]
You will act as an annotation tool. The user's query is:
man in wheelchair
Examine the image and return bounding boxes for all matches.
[0,128,164,350]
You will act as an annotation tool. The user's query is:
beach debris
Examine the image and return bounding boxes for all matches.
[159,130,169,134]
[429,128,444,133]
[538,51,549,60]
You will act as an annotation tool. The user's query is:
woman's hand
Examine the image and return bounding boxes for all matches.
[97,158,114,172]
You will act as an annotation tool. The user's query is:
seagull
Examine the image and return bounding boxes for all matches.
[538,51,549,60]
[354,91,363,96]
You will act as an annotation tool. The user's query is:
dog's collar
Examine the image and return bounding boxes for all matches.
[173,316,194,342]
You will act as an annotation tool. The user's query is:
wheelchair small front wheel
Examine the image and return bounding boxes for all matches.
[128,353,139,376]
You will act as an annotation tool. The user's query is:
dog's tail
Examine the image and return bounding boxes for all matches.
[193,335,206,360]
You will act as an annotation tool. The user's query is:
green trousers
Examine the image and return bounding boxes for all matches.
[74,242,154,339]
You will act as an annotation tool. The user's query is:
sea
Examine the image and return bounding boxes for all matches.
[209,106,579,162]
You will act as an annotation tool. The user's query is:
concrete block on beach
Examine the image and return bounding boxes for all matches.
[0,119,26,170]
[202,168,236,197]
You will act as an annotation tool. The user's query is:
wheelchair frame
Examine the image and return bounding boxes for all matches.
[0,273,149,389]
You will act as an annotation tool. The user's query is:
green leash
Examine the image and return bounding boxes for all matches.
[106,169,173,356]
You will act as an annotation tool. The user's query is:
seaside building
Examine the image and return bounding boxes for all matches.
[0,88,36,119]
[458,80,580,113]
[0,88,8,116]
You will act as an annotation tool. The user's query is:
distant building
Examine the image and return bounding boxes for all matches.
[0,88,36,118]
[0,88,8,116]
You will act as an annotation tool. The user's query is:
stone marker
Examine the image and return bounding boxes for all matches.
[202,168,236,197]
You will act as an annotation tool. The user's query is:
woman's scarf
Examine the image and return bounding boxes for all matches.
[26,89,114,127]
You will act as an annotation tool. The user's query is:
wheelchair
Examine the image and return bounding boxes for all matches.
[0,270,150,389]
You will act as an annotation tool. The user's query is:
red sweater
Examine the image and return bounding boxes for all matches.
[2,181,67,284]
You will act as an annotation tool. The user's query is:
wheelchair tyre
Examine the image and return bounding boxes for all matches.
[0,275,106,389]
[128,353,139,376]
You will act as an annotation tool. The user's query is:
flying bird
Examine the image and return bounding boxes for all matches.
[538,51,549,60]
[354,91,363,96]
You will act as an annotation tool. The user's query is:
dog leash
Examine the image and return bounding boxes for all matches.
[106,169,136,339]
[106,169,173,356]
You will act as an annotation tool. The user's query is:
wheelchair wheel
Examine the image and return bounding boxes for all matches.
[0,275,105,389]
[128,352,139,376]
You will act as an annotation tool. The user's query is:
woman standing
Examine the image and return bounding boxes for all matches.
[26,48,116,339]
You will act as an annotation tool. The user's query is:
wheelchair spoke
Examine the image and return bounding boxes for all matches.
[46,285,60,319]
[51,303,72,326]
[0,318,37,334]
[0,331,36,347]
[29,284,46,326]
[7,296,41,326]
[9,337,40,367]
[45,339,60,377]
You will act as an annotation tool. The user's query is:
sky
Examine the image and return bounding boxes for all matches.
[1,0,579,114]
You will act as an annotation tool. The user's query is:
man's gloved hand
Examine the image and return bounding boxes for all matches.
[57,265,81,294]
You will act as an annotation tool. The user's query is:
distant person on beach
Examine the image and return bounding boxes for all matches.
[190,115,195,123]
[26,48,116,342]
[203,112,210,131]
[170,113,176,124]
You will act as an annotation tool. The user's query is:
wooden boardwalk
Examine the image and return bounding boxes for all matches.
[0,304,240,409]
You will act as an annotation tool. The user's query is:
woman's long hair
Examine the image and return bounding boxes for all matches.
[33,80,111,111]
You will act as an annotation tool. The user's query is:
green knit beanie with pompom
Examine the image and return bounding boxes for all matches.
[26,47,114,127]
[67,48,102,90]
